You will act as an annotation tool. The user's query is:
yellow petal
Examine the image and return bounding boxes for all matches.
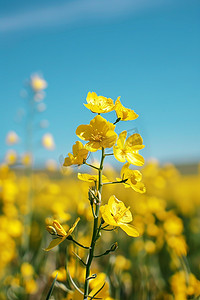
[115,98,138,121]
[116,131,127,148]
[126,152,145,166]
[108,195,132,223]
[120,162,130,177]
[72,141,83,155]
[67,217,80,236]
[113,147,126,163]
[78,173,109,183]
[76,124,93,141]
[53,220,67,236]
[44,237,65,251]
[78,173,98,182]
[100,204,118,226]
[126,133,144,148]
[85,141,101,152]
[130,182,146,194]
[119,224,140,237]
[63,156,73,166]
[101,131,118,149]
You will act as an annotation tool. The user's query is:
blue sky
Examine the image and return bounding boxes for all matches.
[0,0,200,167]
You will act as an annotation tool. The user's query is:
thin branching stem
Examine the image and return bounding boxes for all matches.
[104,153,114,156]
[83,148,105,300]
[67,236,90,249]
[103,179,128,185]
[84,162,99,170]
[72,251,86,266]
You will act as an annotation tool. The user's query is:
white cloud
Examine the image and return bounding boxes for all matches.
[0,0,171,33]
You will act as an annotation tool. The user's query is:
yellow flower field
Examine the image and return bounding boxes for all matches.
[1,156,200,299]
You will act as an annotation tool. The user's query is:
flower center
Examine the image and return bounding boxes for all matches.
[112,206,130,223]
[90,132,103,142]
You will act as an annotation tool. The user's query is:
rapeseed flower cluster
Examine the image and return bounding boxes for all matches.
[44,92,145,299]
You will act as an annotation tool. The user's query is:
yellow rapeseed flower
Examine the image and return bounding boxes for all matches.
[6,131,19,145]
[21,262,34,278]
[119,163,146,193]
[84,92,116,113]
[100,195,139,237]
[52,267,66,281]
[63,141,88,166]
[5,150,17,165]
[42,133,55,150]
[21,153,32,166]
[76,115,118,151]
[163,214,183,235]
[30,74,47,92]
[166,235,188,256]
[115,98,138,121]
[45,218,80,251]
[113,131,145,166]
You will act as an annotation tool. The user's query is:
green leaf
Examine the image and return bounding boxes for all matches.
[46,273,58,300]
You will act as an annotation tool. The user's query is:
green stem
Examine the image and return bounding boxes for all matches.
[22,97,35,256]
[84,162,99,171]
[104,153,114,156]
[67,236,90,249]
[103,179,128,185]
[83,148,105,299]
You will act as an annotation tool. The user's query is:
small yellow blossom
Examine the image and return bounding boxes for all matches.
[76,115,118,151]
[52,267,66,281]
[166,235,188,256]
[144,240,156,254]
[84,92,116,113]
[100,195,139,237]
[113,131,145,166]
[45,218,80,251]
[21,262,34,278]
[21,153,32,166]
[5,150,17,165]
[42,133,55,150]
[30,74,47,92]
[63,141,88,166]
[119,163,146,193]
[24,278,38,294]
[115,98,138,121]
[164,215,183,235]
[114,255,131,272]
[6,131,19,145]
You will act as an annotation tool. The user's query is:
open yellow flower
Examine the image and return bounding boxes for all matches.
[115,98,138,121]
[84,92,116,113]
[45,218,80,251]
[113,131,145,166]
[63,141,88,167]
[100,195,139,237]
[119,163,146,193]
[76,115,118,152]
